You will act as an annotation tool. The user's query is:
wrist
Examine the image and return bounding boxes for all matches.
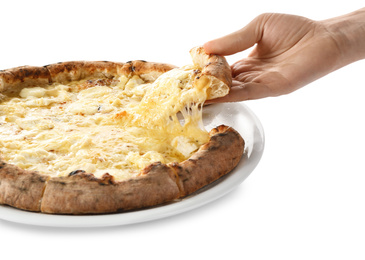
[322,8,365,67]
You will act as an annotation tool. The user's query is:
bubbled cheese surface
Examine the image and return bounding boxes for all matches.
[0,65,210,180]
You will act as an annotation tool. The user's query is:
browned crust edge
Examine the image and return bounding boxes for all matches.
[0,60,176,96]
[0,66,51,96]
[40,163,180,214]
[0,161,49,212]
[128,60,177,82]
[45,61,126,84]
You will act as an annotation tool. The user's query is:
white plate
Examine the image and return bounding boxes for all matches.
[0,102,264,227]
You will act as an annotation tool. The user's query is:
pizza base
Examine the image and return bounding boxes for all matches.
[0,47,244,214]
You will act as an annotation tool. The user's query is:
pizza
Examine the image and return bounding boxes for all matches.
[0,46,245,214]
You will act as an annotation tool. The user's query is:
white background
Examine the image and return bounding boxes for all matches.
[1,0,364,259]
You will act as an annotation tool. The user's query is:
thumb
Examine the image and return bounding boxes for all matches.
[203,15,264,56]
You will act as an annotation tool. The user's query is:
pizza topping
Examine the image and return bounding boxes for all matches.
[0,48,231,182]
[0,70,208,180]
[20,87,47,98]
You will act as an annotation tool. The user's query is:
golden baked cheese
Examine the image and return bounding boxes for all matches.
[0,64,211,181]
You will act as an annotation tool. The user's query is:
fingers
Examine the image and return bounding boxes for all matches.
[206,81,269,103]
[203,15,265,55]
[231,58,263,77]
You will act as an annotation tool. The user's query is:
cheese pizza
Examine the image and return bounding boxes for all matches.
[0,47,244,214]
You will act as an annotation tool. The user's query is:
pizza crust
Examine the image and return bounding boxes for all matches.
[45,61,124,83]
[190,46,231,99]
[41,163,180,214]
[0,48,244,214]
[0,60,175,92]
[128,60,177,82]
[0,66,51,96]
[0,161,49,212]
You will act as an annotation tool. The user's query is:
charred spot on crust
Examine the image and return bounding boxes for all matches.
[68,170,86,176]
[139,161,164,175]
[125,61,135,72]
[205,62,212,67]
[170,162,182,170]
[38,176,47,182]
[98,173,115,185]
[0,162,6,169]
[29,176,41,184]
[18,186,28,192]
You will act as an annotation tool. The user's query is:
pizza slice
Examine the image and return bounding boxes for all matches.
[0,47,244,214]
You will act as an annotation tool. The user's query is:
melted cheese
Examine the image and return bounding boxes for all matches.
[0,65,210,181]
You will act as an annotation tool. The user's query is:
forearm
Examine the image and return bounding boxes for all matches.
[322,8,365,68]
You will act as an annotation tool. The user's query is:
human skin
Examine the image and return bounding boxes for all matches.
[204,8,365,102]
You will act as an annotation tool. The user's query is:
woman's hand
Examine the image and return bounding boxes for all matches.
[204,9,365,102]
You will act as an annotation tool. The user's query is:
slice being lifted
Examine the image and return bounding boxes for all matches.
[0,47,245,214]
